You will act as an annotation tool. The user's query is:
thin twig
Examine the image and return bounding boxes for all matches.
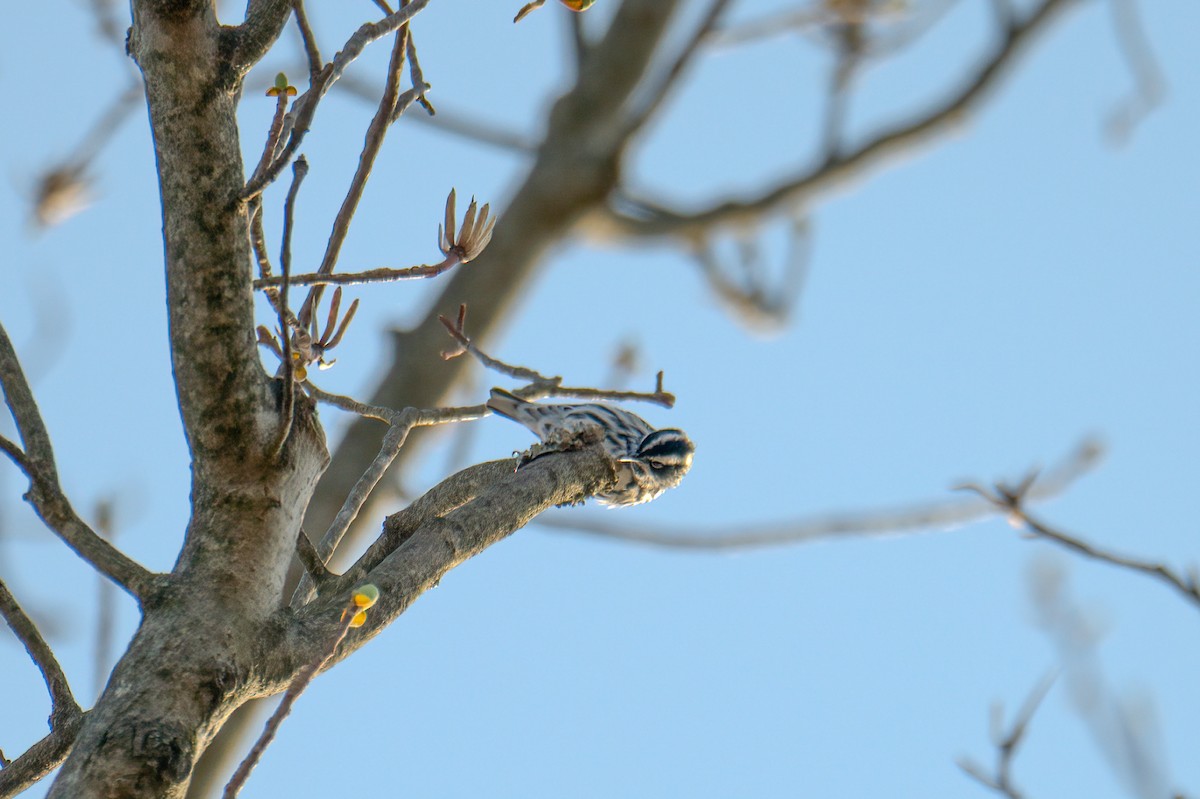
[241,0,432,202]
[0,578,81,727]
[292,0,323,84]
[248,201,274,282]
[222,598,362,799]
[404,5,436,117]
[958,671,1057,799]
[690,215,811,333]
[336,73,536,152]
[92,499,117,700]
[1104,0,1165,144]
[271,157,309,458]
[957,478,1200,610]
[620,0,733,137]
[245,90,292,193]
[438,304,556,384]
[297,26,410,328]
[292,397,486,606]
[304,382,397,422]
[255,258,458,289]
[438,305,676,407]
[540,439,1103,549]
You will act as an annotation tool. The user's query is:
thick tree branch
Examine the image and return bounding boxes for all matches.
[291,447,619,668]
[297,24,410,327]
[131,1,277,463]
[0,322,155,597]
[595,0,1085,240]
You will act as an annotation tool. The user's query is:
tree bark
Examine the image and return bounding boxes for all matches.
[47,3,330,796]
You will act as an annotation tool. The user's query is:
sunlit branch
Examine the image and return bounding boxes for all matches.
[292,0,323,83]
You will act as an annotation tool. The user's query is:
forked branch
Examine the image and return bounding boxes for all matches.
[439,304,675,408]
[957,474,1200,610]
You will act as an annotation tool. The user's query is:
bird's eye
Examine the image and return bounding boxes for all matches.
[649,460,665,470]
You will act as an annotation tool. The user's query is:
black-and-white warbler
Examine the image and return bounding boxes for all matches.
[486,388,695,507]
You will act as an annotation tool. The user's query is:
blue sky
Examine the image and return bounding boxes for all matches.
[1,1,1197,797]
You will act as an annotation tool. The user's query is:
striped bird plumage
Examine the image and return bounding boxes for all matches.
[486,388,694,507]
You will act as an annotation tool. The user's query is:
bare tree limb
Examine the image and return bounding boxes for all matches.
[619,0,734,137]
[958,671,1057,799]
[538,439,1102,549]
[270,157,309,457]
[297,25,411,327]
[438,305,677,407]
[241,0,433,200]
[0,578,82,727]
[291,397,488,606]
[957,478,1200,610]
[254,190,496,292]
[0,712,86,799]
[223,593,367,799]
[301,0,686,547]
[0,322,154,598]
[595,0,1085,240]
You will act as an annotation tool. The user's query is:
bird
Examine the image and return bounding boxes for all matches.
[486,388,695,507]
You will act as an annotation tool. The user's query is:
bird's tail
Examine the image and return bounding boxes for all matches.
[485,387,527,421]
